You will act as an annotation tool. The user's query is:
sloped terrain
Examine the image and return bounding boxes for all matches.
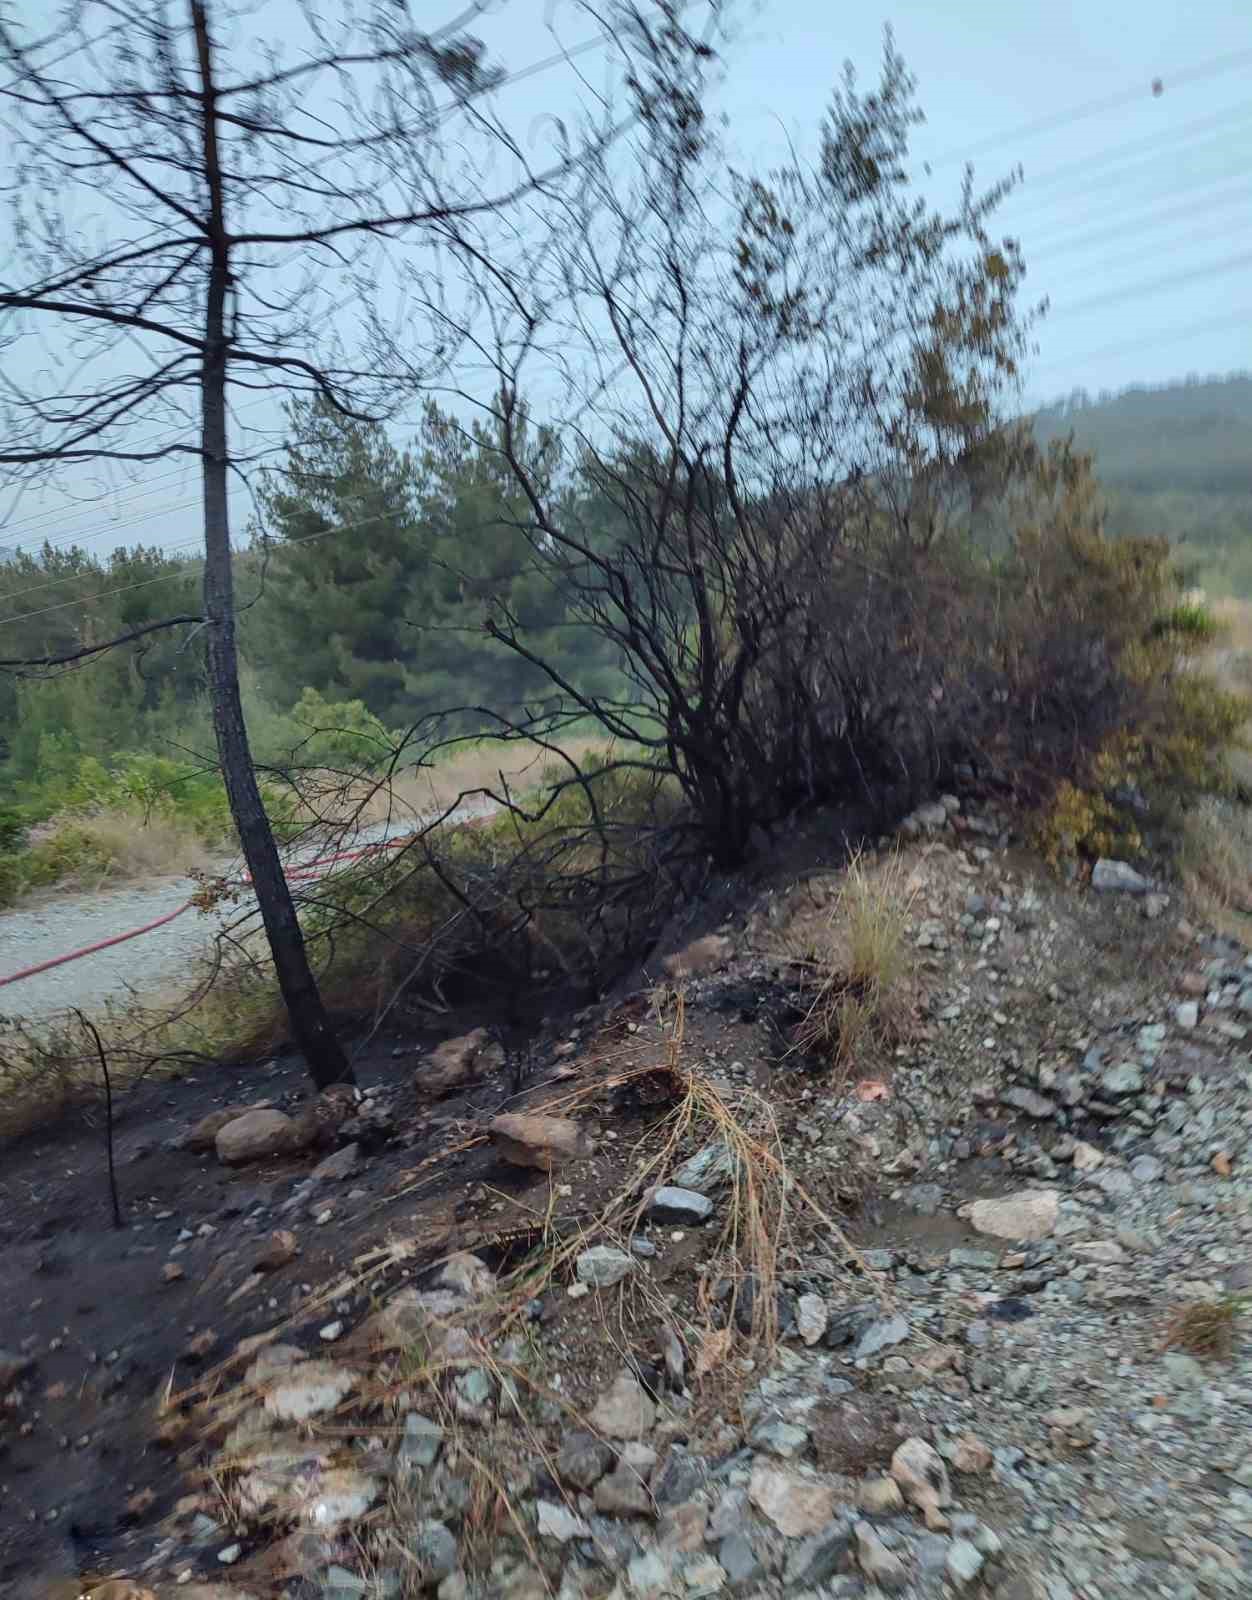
[4,795,1252,1600]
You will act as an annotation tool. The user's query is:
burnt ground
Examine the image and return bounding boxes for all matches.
[0,799,1225,1598]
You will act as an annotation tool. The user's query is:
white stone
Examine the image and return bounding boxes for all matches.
[967,1189,1059,1243]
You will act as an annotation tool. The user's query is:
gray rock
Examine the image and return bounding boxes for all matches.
[915,801,950,831]
[576,1246,635,1288]
[1092,858,1153,894]
[718,1533,765,1589]
[1001,1087,1058,1119]
[782,1517,854,1588]
[537,1501,592,1542]
[652,1444,708,1505]
[588,1371,656,1439]
[913,1535,953,1577]
[310,1142,360,1183]
[749,1419,809,1458]
[860,1249,897,1272]
[1131,1154,1163,1183]
[1092,1168,1135,1198]
[669,1140,738,1195]
[945,1538,985,1587]
[453,1368,494,1421]
[948,1248,998,1270]
[322,1566,370,1600]
[557,1430,615,1491]
[853,1521,907,1592]
[647,1186,714,1224]
[626,1549,674,1597]
[1100,1063,1144,1097]
[853,1314,910,1361]
[902,1184,943,1217]
[397,1412,444,1470]
[412,1520,459,1584]
[707,1489,749,1542]
[594,1460,655,1518]
[796,1293,828,1346]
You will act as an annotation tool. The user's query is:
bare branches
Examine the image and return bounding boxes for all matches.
[0,614,203,673]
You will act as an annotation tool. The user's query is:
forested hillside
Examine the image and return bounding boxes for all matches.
[3,371,1249,863]
[1033,374,1252,595]
[0,398,629,829]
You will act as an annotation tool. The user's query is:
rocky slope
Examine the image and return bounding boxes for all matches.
[6,798,1252,1600]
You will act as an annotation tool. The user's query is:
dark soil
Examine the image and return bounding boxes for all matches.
[0,799,1050,1597]
[0,1002,612,1597]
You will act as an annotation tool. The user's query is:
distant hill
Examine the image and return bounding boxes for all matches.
[1030,374,1252,596]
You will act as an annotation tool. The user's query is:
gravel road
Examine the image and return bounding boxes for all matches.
[0,805,493,1023]
[0,868,251,1021]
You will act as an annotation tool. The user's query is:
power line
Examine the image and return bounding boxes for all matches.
[0,508,407,630]
[924,46,1252,170]
[1027,309,1252,380]
[1025,173,1252,266]
[1047,247,1252,321]
[0,19,128,97]
[1017,99,1252,196]
[1009,124,1252,231]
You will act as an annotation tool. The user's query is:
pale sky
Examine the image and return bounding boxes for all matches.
[2,0,1250,558]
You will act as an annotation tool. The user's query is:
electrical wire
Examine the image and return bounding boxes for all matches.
[0,506,411,628]
[924,46,1252,170]
[1027,309,1252,380]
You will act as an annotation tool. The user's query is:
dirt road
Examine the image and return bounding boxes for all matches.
[0,805,494,1022]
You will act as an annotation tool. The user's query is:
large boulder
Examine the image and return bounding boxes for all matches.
[965,1189,1059,1243]
[215,1109,315,1166]
[185,1101,273,1152]
[417,1028,505,1097]
[487,1113,596,1171]
[661,935,732,980]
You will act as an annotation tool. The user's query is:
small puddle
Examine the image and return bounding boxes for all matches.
[846,1158,1019,1259]
[853,1202,984,1257]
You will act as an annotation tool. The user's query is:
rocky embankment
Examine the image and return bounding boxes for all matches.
[5,798,1252,1600]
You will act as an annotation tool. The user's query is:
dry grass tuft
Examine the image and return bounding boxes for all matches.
[285,734,617,834]
[786,849,919,1076]
[1160,1294,1247,1360]
[151,993,886,1592]
[1177,797,1252,939]
[66,808,220,882]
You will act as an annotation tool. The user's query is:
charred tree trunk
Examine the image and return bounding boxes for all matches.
[193,0,352,1090]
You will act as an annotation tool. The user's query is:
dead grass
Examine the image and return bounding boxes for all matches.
[286,734,619,833]
[784,849,920,1077]
[89,991,896,1600]
[1160,1294,1248,1360]
[64,808,219,882]
[1178,797,1252,939]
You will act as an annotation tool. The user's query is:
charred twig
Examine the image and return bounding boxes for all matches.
[74,1008,123,1229]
